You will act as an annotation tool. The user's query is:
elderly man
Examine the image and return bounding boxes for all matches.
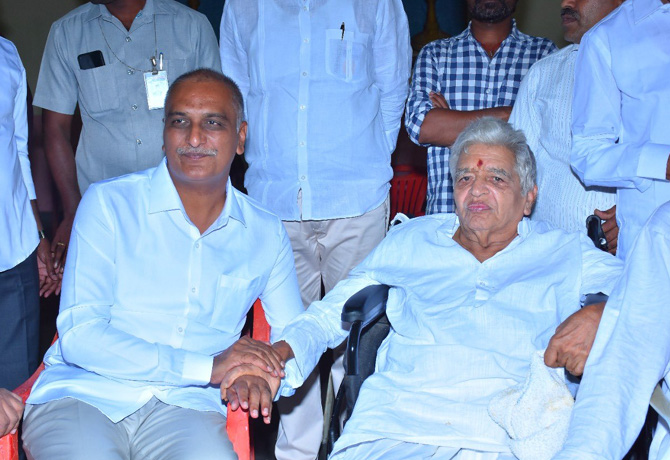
[406,0,556,214]
[509,0,621,250]
[224,118,623,459]
[21,69,303,459]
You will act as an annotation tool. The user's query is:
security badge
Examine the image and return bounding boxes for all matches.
[143,53,168,110]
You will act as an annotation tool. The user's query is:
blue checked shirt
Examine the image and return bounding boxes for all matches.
[405,21,556,214]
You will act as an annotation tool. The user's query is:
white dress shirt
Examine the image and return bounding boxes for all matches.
[509,45,615,233]
[219,0,411,221]
[280,214,622,456]
[570,0,670,260]
[28,159,304,422]
[0,37,38,272]
[554,201,670,460]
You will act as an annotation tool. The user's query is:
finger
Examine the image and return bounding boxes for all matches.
[259,384,273,424]
[247,384,262,419]
[220,364,262,389]
[226,386,240,411]
[53,244,66,269]
[233,380,250,410]
[544,340,560,367]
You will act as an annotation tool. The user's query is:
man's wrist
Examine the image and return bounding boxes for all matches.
[272,340,294,363]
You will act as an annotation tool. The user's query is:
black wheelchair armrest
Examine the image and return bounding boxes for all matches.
[341,284,390,326]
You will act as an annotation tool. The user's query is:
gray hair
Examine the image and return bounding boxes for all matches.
[449,117,536,195]
[165,68,245,130]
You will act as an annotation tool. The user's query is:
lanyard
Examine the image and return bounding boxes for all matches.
[98,14,160,73]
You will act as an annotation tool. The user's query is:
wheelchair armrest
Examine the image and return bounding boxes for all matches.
[341,284,390,327]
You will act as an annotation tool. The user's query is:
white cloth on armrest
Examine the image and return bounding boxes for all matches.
[488,350,574,460]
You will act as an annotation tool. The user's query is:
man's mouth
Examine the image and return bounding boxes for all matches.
[561,9,578,24]
[467,202,491,212]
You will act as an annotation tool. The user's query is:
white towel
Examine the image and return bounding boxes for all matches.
[488,350,574,460]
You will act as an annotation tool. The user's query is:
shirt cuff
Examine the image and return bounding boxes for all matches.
[182,352,214,386]
[637,144,670,181]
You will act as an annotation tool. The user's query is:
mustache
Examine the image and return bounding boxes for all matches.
[176,147,217,156]
[561,7,579,19]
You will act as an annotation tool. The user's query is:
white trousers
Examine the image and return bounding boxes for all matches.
[22,397,236,460]
[331,439,517,460]
[275,197,389,460]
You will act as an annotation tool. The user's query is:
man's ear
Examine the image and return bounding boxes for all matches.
[236,121,248,156]
[523,184,538,216]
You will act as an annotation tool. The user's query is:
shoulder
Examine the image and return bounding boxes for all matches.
[155,0,211,24]
[49,3,97,32]
[580,2,629,48]
[386,213,456,242]
[513,27,556,52]
[84,168,153,206]
[0,37,21,69]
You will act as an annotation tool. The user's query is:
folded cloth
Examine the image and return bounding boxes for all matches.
[488,350,574,460]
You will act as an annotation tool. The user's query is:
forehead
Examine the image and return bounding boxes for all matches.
[459,143,516,169]
[166,79,234,115]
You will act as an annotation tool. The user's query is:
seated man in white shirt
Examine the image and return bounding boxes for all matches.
[21,69,304,460]
[223,117,624,459]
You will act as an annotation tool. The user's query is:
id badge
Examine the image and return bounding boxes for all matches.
[144,70,169,110]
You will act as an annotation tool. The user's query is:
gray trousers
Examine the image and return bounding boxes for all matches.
[22,397,236,460]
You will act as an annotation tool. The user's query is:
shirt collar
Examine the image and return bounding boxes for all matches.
[462,19,522,43]
[437,214,530,247]
[148,158,247,229]
[85,0,162,24]
[634,0,667,23]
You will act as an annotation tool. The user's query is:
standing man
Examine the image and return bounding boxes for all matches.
[509,0,621,248]
[219,1,411,458]
[1,37,58,394]
[570,0,669,261]
[406,0,556,214]
[34,0,221,269]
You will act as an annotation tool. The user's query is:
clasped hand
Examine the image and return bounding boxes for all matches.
[211,337,284,424]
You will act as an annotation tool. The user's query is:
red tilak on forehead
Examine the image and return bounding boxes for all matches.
[477,159,483,167]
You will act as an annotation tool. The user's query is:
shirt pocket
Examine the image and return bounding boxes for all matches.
[325,29,369,82]
[77,65,120,114]
[210,274,261,333]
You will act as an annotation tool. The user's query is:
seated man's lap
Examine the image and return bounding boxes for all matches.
[23,397,236,460]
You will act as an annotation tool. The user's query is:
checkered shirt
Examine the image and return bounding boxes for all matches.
[405,21,556,214]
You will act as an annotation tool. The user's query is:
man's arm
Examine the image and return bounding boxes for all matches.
[405,43,510,148]
[571,30,670,190]
[219,0,250,104]
[373,0,411,151]
[42,109,80,269]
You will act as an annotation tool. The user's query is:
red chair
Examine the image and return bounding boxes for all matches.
[390,164,427,218]
[0,300,270,460]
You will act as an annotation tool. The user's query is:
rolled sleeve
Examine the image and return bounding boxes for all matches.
[405,43,441,147]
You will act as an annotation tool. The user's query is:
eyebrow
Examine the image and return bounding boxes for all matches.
[166,111,229,120]
[453,166,512,178]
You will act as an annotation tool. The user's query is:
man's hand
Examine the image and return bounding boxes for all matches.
[0,389,24,437]
[594,205,618,255]
[429,91,449,109]
[37,238,62,297]
[224,366,281,424]
[50,214,74,273]
[210,337,285,385]
[545,302,605,376]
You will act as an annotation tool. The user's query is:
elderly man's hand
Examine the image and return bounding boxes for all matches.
[210,337,285,385]
[544,302,605,376]
[0,388,24,437]
[222,365,281,424]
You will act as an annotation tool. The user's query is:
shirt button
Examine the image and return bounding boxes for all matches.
[300,175,306,180]
[191,287,196,293]
[485,89,491,94]
[300,105,306,110]
[125,36,131,42]
[303,6,308,11]
[127,69,134,75]
[136,139,142,145]
[131,104,138,110]
[299,141,306,146]
[303,38,309,43]
[177,327,183,333]
[195,243,200,248]
[302,71,308,77]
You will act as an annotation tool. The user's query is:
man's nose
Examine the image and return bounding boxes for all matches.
[188,124,205,147]
[470,177,488,196]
